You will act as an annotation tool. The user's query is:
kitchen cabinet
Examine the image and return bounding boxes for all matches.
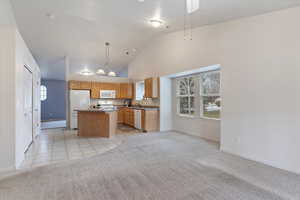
[142,109,159,132]
[144,77,159,98]
[117,108,124,123]
[71,81,133,99]
[123,107,135,127]
[119,83,134,99]
[69,81,92,90]
[91,82,101,99]
[91,82,120,99]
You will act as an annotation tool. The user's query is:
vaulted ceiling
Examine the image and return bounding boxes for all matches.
[11,0,300,80]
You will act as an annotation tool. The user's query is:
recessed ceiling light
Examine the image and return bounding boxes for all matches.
[149,19,163,28]
[138,0,145,2]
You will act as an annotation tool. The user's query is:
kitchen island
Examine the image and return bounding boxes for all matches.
[76,109,117,138]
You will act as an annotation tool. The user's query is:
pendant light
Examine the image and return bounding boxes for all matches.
[97,42,117,77]
[96,68,106,75]
[80,67,94,76]
[184,0,199,40]
[108,71,117,77]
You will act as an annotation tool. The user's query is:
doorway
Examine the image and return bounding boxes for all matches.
[23,66,33,152]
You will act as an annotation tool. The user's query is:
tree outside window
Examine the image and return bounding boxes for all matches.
[40,85,47,101]
[199,71,221,119]
[177,77,195,116]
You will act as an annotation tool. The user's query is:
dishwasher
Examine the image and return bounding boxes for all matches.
[134,109,142,130]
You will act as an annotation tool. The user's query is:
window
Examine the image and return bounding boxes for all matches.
[199,70,221,119]
[40,85,47,101]
[177,77,195,116]
[135,81,145,101]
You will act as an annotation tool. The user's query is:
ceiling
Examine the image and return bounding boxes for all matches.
[11,0,300,80]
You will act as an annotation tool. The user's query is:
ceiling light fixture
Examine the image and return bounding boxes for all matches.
[184,0,199,40]
[96,68,106,75]
[186,0,199,14]
[108,71,117,77]
[96,42,118,77]
[149,19,163,28]
[80,67,94,76]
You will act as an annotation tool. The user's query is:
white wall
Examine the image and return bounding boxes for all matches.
[0,0,41,171]
[15,30,41,167]
[0,0,16,26]
[128,6,300,174]
[159,77,172,132]
[0,0,17,172]
[0,27,16,172]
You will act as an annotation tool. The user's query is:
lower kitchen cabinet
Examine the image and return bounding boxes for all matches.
[142,110,159,132]
[118,107,135,127]
[117,109,124,123]
[118,107,159,132]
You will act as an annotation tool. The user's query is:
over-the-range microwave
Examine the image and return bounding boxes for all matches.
[100,90,116,99]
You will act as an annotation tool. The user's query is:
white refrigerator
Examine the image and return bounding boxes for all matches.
[70,90,90,129]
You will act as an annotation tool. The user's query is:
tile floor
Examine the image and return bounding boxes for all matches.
[20,124,142,169]
[41,120,66,129]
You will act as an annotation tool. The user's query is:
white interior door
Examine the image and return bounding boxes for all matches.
[23,67,33,152]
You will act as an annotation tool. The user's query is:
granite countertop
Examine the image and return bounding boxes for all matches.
[114,105,160,111]
[75,108,117,113]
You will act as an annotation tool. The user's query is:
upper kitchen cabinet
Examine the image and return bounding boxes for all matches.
[91,82,101,99]
[119,83,134,99]
[69,81,92,90]
[144,77,159,98]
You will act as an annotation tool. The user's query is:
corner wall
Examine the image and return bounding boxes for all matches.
[128,6,300,174]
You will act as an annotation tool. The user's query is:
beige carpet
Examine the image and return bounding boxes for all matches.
[1,132,299,200]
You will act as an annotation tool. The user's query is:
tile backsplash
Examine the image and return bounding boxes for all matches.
[132,98,160,106]
[90,98,160,107]
[90,99,126,106]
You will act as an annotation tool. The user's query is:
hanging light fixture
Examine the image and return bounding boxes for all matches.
[97,42,117,77]
[108,71,117,77]
[96,68,106,75]
[186,0,199,14]
[80,66,94,76]
[184,0,199,40]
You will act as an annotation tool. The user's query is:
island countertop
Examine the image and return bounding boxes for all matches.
[77,109,117,138]
[75,108,118,113]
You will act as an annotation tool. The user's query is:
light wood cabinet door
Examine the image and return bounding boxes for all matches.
[142,110,159,132]
[144,78,153,98]
[91,82,101,99]
[123,108,134,126]
[80,81,92,90]
[119,83,133,99]
[69,81,91,90]
[117,108,124,123]
[144,77,159,98]
[69,81,81,90]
